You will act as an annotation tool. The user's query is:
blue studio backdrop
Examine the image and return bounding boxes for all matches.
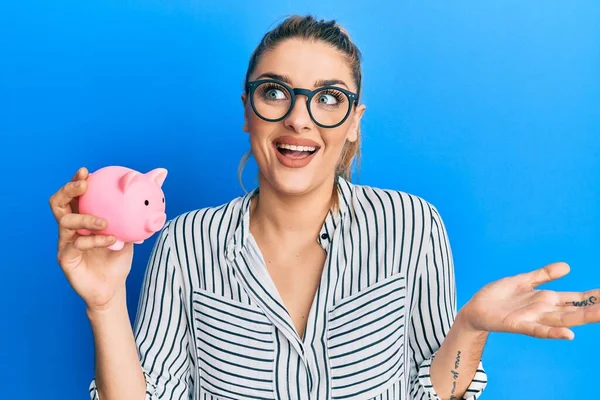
[1,1,598,399]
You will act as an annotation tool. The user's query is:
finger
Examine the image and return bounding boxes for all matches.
[73,234,116,251]
[75,166,89,181]
[70,167,88,214]
[557,290,600,307]
[67,166,88,182]
[49,167,89,219]
[58,214,107,249]
[525,262,570,288]
[512,320,574,340]
[59,213,107,231]
[49,179,88,221]
[540,305,600,328]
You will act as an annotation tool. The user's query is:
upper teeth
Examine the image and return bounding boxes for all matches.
[277,143,317,152]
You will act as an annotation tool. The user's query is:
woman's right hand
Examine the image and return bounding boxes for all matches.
[49,167,135,313]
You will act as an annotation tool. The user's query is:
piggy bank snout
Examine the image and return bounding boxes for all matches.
[145,212,167,233]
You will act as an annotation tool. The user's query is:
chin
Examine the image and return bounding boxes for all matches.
[265,169,319,196]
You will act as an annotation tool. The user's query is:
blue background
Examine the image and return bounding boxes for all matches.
[1,1,598,399]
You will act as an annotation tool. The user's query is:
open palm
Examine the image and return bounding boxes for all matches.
[462,262,600,340]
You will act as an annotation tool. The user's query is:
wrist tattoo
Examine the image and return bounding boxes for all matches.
[449,350,461,400]
[571,296,597,307]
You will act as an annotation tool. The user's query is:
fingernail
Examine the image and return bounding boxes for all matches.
[95,218,104,227]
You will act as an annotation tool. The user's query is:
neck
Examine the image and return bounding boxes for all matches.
[250,174,337,239]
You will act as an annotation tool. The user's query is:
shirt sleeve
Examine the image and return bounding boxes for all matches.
[407,204,488,400]
[88,221,194,399]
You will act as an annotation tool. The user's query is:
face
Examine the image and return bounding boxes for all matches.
[241,38,366,196]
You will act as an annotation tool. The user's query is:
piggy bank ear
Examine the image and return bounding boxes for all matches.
[119,170,140,192]
[146,168,168,187]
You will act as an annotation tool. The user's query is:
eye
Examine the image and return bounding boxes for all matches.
[144,200,149,206]
[162,197,165,203]
[317,89,344,106]
[259,83,288,101]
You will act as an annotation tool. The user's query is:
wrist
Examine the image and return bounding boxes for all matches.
[455,305,490,340]
[86,287,128,320]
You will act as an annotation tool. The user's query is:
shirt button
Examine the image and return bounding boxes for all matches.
[320,233,329,240]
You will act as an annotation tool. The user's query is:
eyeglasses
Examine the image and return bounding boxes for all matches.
[246,79,359,128]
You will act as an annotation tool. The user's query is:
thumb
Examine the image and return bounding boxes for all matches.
[57,242,84,273]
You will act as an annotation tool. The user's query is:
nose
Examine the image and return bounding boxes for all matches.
[145,212,167,233]
[284,95,312,132]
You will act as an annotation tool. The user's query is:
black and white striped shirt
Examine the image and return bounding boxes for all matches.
[89,176,488,399]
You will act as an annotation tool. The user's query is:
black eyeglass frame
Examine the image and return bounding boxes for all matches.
[246,79,359,128]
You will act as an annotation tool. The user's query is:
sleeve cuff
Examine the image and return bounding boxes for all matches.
[88,371,158,399]
[417,353,488,400]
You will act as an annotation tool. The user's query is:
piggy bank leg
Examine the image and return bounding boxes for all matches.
[134,240,144,244]
[108,239,125,251]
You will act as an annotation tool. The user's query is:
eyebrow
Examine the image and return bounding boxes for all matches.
[255,72,350,89]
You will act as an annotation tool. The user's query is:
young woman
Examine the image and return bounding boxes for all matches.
[49,14,600,400]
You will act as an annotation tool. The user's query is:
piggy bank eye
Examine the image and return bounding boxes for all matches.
[144,200,149,206]
[162,197,165,203]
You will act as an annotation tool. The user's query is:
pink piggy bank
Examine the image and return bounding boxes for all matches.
[77,166,168,251]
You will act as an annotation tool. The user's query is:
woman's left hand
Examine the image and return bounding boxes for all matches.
[460,261,600,340]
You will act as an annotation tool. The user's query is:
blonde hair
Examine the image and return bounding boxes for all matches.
[238,15,363,205]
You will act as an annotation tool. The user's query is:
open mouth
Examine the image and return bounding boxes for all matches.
[274,142,320,159]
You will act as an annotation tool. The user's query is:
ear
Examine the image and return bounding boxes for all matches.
[145,168,168,187]
[119,170,140,192]
[241,93,249,132]
[347,103,366,143]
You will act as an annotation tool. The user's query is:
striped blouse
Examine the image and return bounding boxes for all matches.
[89,176,488,399]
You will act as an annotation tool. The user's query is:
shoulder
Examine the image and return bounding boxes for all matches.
[157,193,248,258]
[148,194,249,289]
[166,194,247,238]
[347,180,439,226]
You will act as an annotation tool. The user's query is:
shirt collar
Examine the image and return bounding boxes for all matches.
[225,176,354,260]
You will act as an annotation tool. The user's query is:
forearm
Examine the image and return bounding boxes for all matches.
[87,287,146,400]
[430,309,489,400]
